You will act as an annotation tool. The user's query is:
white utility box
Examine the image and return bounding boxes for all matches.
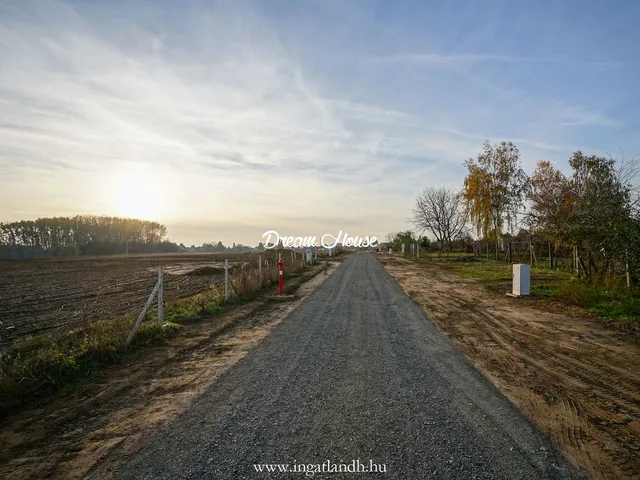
[512,264,530,296]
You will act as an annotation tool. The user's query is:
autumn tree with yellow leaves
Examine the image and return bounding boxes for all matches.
[461,141,529,241]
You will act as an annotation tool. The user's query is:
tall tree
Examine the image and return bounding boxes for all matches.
[462,141,529,240]
[565,152,636,280]
[411,187,467,252]
[527,160,573,248]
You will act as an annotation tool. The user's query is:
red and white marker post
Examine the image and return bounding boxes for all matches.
[278,258,284,296]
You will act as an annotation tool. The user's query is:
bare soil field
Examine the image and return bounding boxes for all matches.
[0,253,274,345]
[0,260,339,479]
[378,254,640,480]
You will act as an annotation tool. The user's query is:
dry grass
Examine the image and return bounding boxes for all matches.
[0,252,311,416]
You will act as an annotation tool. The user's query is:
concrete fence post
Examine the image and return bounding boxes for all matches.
[224,259,229,300]
[258,254,262,285]
[157,266,163,326]
[126,280,161,345]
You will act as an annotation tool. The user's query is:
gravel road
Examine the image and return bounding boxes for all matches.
[116,253,584,479]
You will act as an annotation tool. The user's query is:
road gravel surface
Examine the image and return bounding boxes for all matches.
[116,253,584,479]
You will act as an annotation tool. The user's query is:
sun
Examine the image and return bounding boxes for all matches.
[112,172,162,220]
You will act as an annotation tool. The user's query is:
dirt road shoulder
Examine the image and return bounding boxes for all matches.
[378,254,640,480]
[0,260,341,480]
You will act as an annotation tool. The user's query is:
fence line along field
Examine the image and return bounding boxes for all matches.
[0,252,275,346]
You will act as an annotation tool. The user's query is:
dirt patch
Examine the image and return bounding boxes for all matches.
[0,261,341,480]
[184,265,224,276]
[378,254,640,480]
[0,253,267,344]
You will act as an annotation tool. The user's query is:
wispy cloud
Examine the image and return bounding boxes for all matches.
[0,0,636,244]
[376,52,623,67]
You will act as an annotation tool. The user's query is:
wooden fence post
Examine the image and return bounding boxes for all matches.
[157,266,163,326]
[258,254,262,285]
[529,236,534,266]
[549,243,552,270]
[532,243,537,267]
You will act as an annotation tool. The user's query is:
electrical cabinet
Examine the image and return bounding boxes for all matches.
[512,264,530,296]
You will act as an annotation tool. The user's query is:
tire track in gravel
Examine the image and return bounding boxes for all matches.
[380,254,640,480]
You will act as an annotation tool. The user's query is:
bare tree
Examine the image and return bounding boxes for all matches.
[411,187,467,252]
[385,232,396,245]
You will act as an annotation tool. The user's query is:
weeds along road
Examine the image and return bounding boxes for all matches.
[116,253,583,480]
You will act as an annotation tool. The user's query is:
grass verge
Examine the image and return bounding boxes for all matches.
[417,256,640,325]
[0,261,319,417]
[0,315,182,418]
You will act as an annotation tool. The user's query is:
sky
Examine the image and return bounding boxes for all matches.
[0,0,638,246]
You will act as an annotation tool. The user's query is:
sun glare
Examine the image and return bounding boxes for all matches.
[112,172,162,220]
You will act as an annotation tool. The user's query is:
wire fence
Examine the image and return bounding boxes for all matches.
[471,240,606,276]
[0,250,317,346]
[395,240,576,271]
[473,240,558,268]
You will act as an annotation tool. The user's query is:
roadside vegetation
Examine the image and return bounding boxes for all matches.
[0,313,181,416]
[0,255,320,416]
[423,256,640,324]
[386,139,640,330]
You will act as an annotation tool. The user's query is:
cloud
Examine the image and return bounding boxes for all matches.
[375,52,623,68]
[326,99,419,126]
[0,0,635,244]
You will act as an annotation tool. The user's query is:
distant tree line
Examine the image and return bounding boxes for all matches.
[179,241,256,253]
[384,230,473,254]
[0,215,178,258]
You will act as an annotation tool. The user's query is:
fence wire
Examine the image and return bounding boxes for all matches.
[0,252,298,345]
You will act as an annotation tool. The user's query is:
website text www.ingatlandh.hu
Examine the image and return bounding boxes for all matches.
[253,459,387,476]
